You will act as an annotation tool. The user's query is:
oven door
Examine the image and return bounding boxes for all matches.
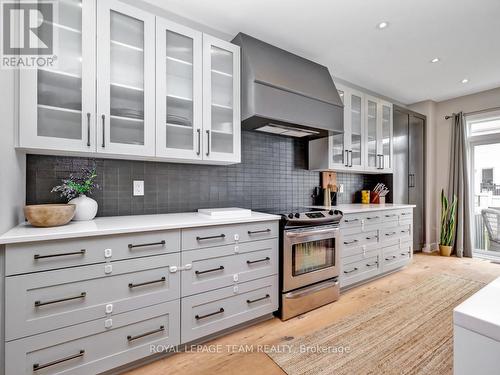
[283,226,341,292]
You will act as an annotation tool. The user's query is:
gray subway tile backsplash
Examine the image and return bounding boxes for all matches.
[26,131,391,216]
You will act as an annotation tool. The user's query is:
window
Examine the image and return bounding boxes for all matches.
[467,110,500,257]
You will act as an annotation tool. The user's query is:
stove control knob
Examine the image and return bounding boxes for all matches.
[328,210,334,215]
[294,213,300,218]
[288,213,294,219]
[334,210,341,215]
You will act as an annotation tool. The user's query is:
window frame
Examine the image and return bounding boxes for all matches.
[467,110,500,258]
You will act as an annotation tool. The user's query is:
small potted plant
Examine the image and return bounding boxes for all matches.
[52,167,100,221]
[439,189,457,256]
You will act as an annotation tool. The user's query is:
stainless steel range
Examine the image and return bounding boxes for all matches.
[264,208,343,320]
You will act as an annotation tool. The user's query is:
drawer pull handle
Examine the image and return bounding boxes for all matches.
[344,218,359,223]
[196,234,226,241]
[34,249,86,260]
[344,267,358,274]
[35,292,86,307]
[247,294,270,304]
[128,240,165,249]
[401,252,409,256]
[385,255,397,260]
[248,229,271,235]
[366,216,380,220]
[128,277,166,289]
[247,257,270,265]
[385,214,397,218]
[401,212,410,216]
[344,239,359,245]
[401,230,409,233]
[366,236,378,240]
[385,232,397,236]
[33,350,85,371]
[127,325,165,342]
[195,307,224,320]
[366,262,378,267]
[195,266,224,275]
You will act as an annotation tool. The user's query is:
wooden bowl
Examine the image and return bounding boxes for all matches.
[24,204,76,227]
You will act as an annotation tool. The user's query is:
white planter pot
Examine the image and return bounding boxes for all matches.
[68,195,98,221]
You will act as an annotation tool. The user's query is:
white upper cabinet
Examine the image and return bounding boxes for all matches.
[97,0,155,157]
[19,0,96,152]
[380,100,393,172]
[309,84,393,174]
[202,35,241,164]
[365,95,393,172]
[309,84,365,172]
[156,19,203,160]
[18,0,241,165]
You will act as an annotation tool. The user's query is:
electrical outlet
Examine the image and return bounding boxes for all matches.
[338,184,344,193]
[133,180,144,196]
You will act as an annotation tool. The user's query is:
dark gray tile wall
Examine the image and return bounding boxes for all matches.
[26,131,391,216]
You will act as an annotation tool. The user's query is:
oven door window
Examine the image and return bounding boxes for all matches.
[292,239,335,276]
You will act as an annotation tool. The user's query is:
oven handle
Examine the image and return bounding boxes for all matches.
[283,279,339,299]
[285,227,339,238]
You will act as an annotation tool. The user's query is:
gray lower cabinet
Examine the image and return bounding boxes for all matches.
[181,221,278,250]
[6,254,180,341]
[339,209,413,289]
[181,275,278,343]
[181,239,278,296]
[5,301,180,375]
[3,219,279,375]
[5,229,180,275]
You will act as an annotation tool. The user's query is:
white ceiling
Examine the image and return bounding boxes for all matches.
[144,0,500,104]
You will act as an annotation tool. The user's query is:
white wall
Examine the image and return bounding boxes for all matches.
[410,87,500,250]
[0,68,25,375]
[0,69,25,235]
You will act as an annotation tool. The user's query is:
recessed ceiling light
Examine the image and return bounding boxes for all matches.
[430,57,440,63]
[461,78,469,84]
[377,21,389,29]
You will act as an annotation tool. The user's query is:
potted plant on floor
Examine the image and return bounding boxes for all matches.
[52,167,100,221]
[439,189,457,256]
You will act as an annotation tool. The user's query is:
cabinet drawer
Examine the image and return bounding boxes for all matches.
[6,254,180,341]
[382,211,400,223]
[380,224,411,242]
[5,230,180,275]
[382,244,411,273]
[181,221,278,250]
[181,239,278,296]
[5,300,180,375]
[340,214,363,230]
[181,275,278,343]
[341,252,380,288]
[343,230,378,249]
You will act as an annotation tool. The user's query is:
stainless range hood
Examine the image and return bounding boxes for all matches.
[231,33,343,139]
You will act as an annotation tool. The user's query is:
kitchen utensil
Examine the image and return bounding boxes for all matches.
[24,204,76,227]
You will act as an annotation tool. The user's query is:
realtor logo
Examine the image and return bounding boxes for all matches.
[1,1,57,68]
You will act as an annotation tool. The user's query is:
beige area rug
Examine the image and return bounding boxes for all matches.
[267,274,485,375]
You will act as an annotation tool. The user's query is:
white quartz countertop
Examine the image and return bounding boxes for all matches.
[306,203,416,214]
[454,277,500,342]
[0,211,281,245]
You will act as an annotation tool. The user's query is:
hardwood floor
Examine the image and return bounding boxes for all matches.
[125,253,500,375]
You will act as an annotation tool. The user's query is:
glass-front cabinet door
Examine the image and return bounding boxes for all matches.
[380,101,393,172]
[20,0,96,152]
[366,96,379,171]
[330,88,346,168]
[202,35,241,163]
[156,19,202,159]
[97,0,155,156]
[349,91,364,170]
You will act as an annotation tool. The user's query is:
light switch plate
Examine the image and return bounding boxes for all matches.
[133,180,144,196]
[338,184,344,193]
